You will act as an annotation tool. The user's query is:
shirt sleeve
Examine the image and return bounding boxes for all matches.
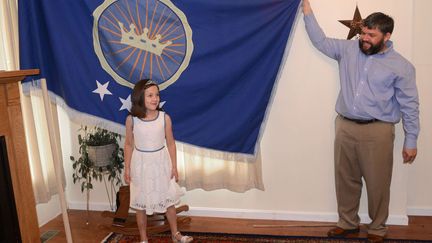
[394,63,420,149]
[304,13,345,60]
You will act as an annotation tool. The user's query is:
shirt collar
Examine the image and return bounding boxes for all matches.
[378,40,393,55]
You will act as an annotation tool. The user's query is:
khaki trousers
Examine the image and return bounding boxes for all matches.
[334,115,395,236]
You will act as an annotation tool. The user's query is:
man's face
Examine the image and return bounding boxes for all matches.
[359,26,389,55]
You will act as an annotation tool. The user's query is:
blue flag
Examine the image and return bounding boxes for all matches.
[19,0,301,155]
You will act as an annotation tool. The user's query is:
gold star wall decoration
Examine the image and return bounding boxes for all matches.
[339,5,363,40]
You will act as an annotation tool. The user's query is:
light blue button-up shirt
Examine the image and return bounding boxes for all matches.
[304,13,419,149]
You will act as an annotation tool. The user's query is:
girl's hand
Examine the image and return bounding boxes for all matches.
[171,168,179,182]
[124,168,131,184]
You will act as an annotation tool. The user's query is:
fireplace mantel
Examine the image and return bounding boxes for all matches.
[0,69,40,242]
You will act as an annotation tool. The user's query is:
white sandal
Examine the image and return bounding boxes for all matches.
[172,231,193,243]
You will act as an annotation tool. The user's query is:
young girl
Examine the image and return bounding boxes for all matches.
[124,79,193,243]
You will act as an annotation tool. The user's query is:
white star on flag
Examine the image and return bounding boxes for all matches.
[160,101,166,108]
[92,80,112,101]
[119,95,131,111]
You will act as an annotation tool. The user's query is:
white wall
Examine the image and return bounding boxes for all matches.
[407,0,432,215]
[40,0,432,226]
[36,195,62,226]
[176,0,418,225]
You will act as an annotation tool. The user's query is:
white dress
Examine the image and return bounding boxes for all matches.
[129,111,184,215]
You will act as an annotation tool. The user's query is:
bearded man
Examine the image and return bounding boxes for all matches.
[302,1,419,242]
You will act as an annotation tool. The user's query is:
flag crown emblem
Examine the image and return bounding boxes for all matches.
[118,22,172,57]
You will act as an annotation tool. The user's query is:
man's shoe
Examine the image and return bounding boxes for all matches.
[367,234,384,243]
[327,227,360,237]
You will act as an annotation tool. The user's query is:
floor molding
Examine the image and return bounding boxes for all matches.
[407,207,432,216]
[185,207,408,226]
[68,202,409,225]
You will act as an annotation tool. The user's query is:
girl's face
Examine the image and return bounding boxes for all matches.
[144,85,160,111]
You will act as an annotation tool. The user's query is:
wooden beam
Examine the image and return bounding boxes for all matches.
[0,69,40,243]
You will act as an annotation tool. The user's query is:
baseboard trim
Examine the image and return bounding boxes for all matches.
[68,201,113,212]
[184,207,338,222]
[68,202,409,225]
[185,207,408,226]
[407,207,432,216]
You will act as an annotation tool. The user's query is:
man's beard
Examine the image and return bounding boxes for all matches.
[359,38,385,55]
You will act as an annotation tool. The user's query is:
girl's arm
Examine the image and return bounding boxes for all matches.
[124,115,134,184]
[165,114,178,181]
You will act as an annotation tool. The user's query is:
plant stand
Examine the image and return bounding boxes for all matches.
[86,176,90,225]
[85,169,119,225]
[102,171,118,211]
[70,126,124,227]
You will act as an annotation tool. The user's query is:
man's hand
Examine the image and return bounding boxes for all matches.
[402,148,417,164]
[303,0,312,15]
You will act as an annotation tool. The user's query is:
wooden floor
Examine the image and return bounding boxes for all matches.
[40,209,432,242]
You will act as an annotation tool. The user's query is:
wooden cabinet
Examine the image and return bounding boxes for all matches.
[0,69,40,243]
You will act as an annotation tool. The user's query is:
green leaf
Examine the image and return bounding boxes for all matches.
[70,125,124,192]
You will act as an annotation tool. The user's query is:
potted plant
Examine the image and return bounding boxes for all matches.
[70,126,124,212]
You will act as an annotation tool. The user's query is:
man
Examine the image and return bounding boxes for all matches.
[302,0,419,242]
